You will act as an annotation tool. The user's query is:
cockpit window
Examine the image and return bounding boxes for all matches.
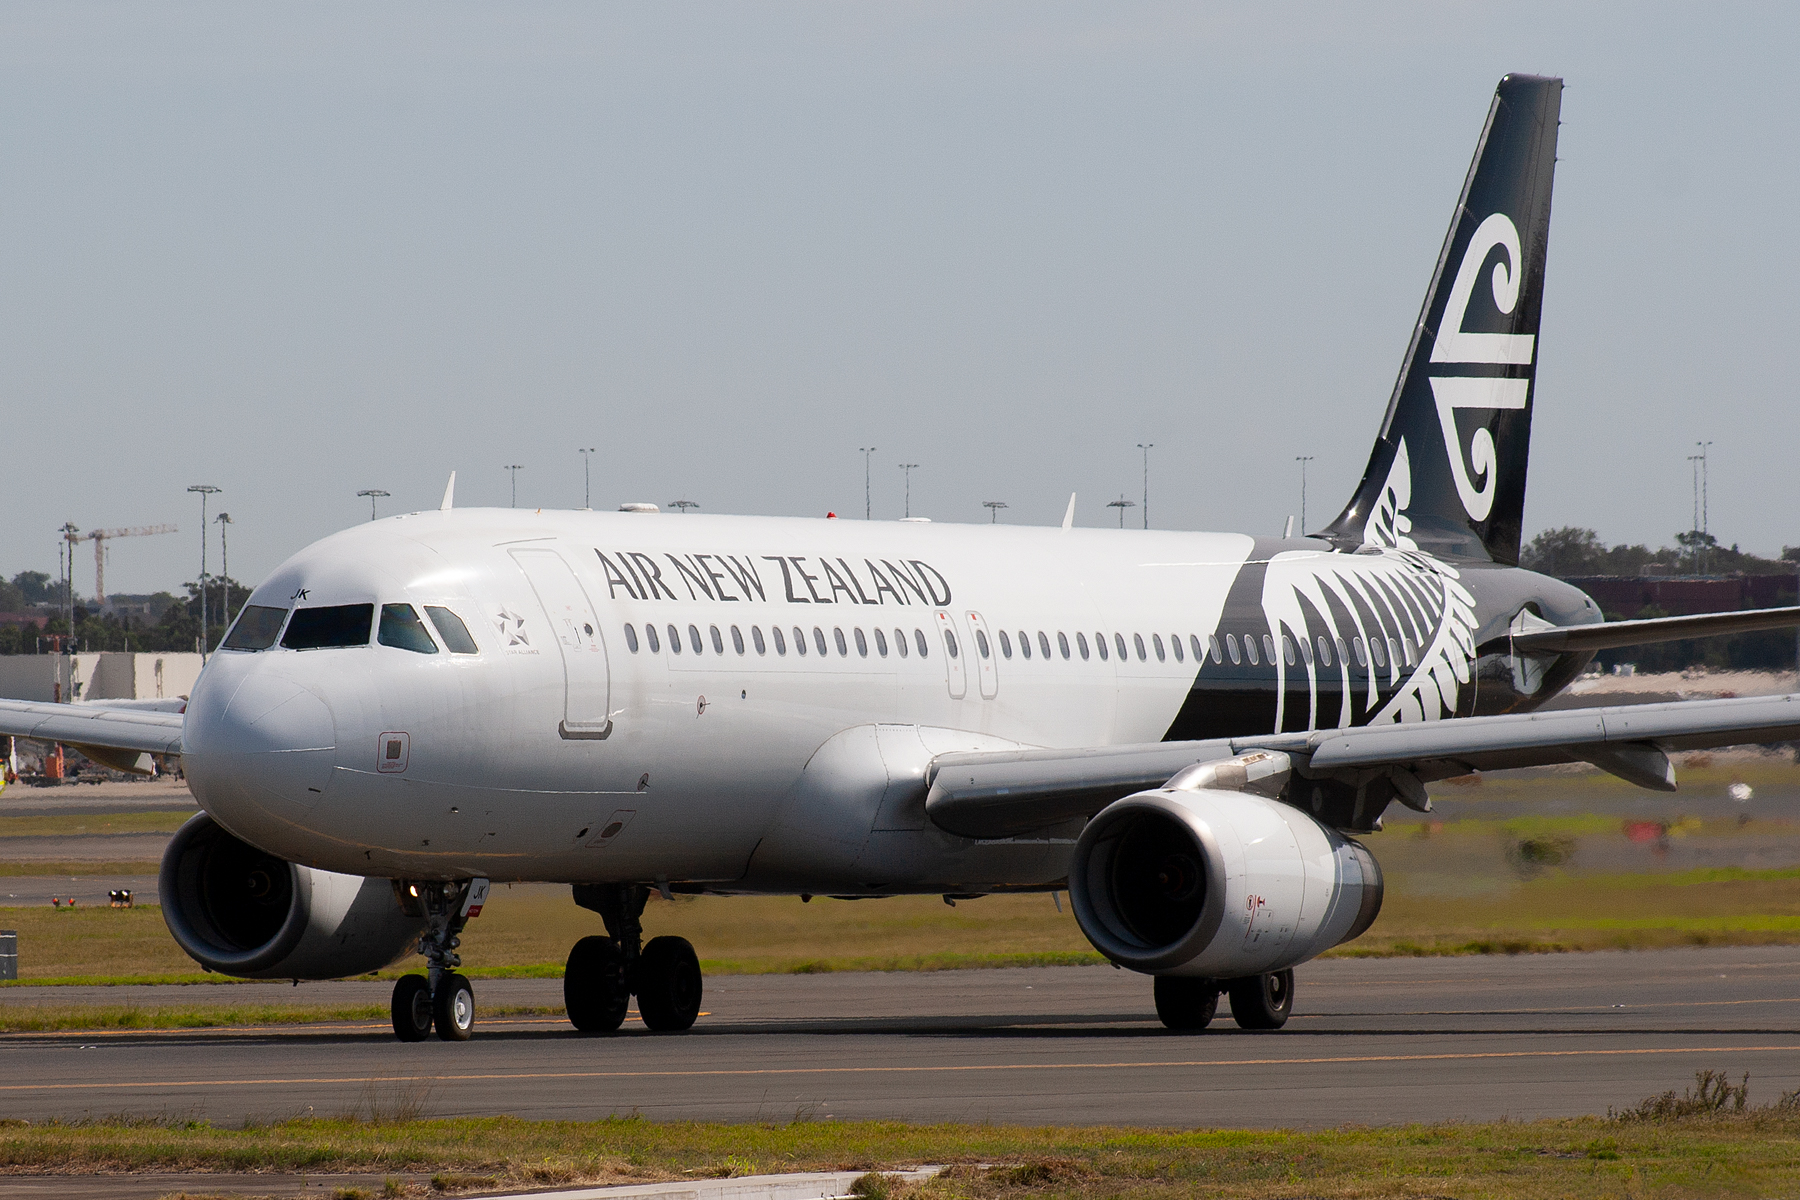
[424,606,479,654]
[281,603,374,650]
[378,604,439,654]
[221,605,287,650]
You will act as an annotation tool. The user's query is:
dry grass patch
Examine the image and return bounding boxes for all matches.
[8,1073,1800,1197]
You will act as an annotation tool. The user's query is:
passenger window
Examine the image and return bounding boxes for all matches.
[855,627,868,657]
[1096,633,1108,661]
[624,623,640,653]
[1299,637,1314,666]
[753,626,767,655]
[896,627,909,658]
[1353,636,1367,667]
[689,624,704,654]
[1370,636,1385,667]
[1158,634,1171,663]
[667,624,681,654]
[1135,633,1148,661]
[1015,630,1028,659]
[874,628,888,656]
[731,625,746,655]
[943,628,959,658]
[282,604,374,650]
[379,604,439,654]
[1281,635,1295,666]
[1058,631,1070,659]
[710,625,725,654]
[1227,635,1242,665]
[814,627,829,656]
[221,605,287,651]
[773,626,787,655]
[998,630,1012,659]
[914,628,929,658]
[1315,636,1329,666]
[1207,634,1221,664]
[1076,632,1090,660]
[832,627,846,656]
[975,629,990,658]
[1336,636,1349,665]
[647,623,661,652]
[794,626,807,656]
[1402,637,1416,667]
[1039,631,1052,659]
[1246,635,1261,666]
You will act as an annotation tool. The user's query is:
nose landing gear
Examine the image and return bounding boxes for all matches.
[567,883,703,1034]
[391,878,486,1042]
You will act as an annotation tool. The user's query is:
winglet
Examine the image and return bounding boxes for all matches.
[440,471,456,511]
[1061,493,1076,531]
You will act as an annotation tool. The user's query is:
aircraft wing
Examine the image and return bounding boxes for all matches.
[925,692,1800,838]
[0,698,185,774]
[1510,605,1800,654]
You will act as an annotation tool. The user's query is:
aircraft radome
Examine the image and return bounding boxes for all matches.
[9,74,1800,1041]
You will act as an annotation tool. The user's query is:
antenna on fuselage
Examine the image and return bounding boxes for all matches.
[440,472,456,511]
[1061,493,1076,532]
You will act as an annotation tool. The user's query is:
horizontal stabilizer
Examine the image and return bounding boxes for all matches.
[1512,605,1800,653]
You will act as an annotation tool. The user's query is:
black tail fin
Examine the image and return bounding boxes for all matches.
[1321,74,1561,565]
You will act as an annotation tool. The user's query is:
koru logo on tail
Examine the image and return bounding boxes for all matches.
[1429,212,1534,522]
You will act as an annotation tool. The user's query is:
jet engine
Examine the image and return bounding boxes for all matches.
[159,813,426,980]
[1068,752,1382,978]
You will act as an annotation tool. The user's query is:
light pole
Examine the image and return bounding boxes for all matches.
[58,523,79,649]
[187,485,220,657]
[1295,456,1314,534]
[356,489,389,521]
[504,465,524,508]
[1107,495,1136,528]
[859,447,877,520]
[216,513,233,627]
[670,500,699,514]
[983,501,1008,524]
[1686,454,1703,575]
[1698,440,1713,575]
[1137,443,1154,530]
[578,448,596,509]
[898,464,919,519]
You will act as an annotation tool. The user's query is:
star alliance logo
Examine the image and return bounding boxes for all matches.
[494,607,529,647]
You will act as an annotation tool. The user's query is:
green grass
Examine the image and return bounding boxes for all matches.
[5,1075,1800,1198]
[0,860,160,877]
[0,809,194,837]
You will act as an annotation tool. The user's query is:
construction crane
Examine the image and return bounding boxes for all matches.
[64,525,177,604]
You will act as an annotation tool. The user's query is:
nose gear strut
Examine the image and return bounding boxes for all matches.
[390,877,487,1042]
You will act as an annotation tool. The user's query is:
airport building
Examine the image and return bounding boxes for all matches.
[0,652,203,704]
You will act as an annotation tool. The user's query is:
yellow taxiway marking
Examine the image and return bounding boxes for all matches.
[3,1043,1799,1093]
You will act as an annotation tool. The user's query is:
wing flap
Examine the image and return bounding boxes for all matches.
[0,698,185,757]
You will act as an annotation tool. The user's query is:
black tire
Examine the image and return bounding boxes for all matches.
[636,935,702,1032]
[391,973,433,1042]
[1153,975,1218,1032]
[564,936,630,1033]
[434,972,475,1041]
[1227,969,1294,1030]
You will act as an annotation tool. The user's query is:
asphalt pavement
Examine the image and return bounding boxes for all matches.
[2,946,1797,1129]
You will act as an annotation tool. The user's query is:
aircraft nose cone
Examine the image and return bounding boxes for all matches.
[184,668,338,813]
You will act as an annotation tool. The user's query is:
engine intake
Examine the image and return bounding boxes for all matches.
[1069,753,1382,977]
[160,813,426,979]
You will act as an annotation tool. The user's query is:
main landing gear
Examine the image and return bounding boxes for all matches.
[1153,969,1294,1033]
[391,879,484,1042]
[565,883,703,1034]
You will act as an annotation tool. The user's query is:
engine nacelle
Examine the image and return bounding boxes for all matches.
[159,813,426,980]
[1068,754,1382,978]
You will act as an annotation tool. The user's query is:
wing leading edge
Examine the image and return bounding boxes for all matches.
[925,692,1800,839]
[0,698,185,775]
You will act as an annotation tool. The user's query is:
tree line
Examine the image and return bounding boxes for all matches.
[0,573,252,655]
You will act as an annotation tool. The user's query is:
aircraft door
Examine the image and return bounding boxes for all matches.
[964,611,999,699]
[509,549,613,739]
[934,610,967,700]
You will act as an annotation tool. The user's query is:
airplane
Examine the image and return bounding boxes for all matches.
[8,73,1800,1043]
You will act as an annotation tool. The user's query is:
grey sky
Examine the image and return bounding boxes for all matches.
[4,2,1796,596]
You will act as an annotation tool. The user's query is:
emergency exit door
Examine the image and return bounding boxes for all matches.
[510,549,613,739]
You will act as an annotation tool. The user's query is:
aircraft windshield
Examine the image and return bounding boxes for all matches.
[281,604,374,650]
[220,605,287,651]
[378,604,439,654]
[425,606,479,654]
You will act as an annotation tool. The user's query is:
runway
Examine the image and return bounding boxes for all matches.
[4,946,1800,1127]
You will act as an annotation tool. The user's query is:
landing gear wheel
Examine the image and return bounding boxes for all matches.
[1153,976,1218,1032]
[564,935,629,1033]
[636,935,702,1032]
[391,974,433,1042]
[1227,969,1294,1030]
[434,972,475,1041]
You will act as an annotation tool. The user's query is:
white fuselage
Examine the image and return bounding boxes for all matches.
[179,506,1521,895]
